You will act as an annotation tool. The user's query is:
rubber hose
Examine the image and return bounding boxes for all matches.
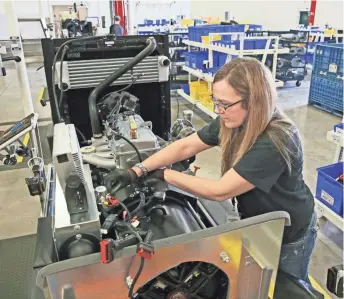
[88,37,157,137]
[2,56,21,63]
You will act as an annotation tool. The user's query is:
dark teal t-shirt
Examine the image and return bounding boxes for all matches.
[197,117,314,244]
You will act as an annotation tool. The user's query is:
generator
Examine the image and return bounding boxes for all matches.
[33,34,295,299]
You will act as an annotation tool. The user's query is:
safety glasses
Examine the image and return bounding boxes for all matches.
[212,98,243,113]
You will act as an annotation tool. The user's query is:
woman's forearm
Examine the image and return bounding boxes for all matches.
[164,168,255,201]
[142,139,192,172]
[133,133,211,176]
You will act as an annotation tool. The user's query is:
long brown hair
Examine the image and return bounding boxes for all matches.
[214,57,298,175]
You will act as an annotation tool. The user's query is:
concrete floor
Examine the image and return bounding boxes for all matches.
[0,58,342,297]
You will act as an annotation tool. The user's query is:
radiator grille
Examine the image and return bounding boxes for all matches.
[67,56,159,89]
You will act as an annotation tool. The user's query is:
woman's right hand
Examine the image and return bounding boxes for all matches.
[105,169,138,195]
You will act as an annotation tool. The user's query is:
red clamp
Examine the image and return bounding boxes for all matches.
[100,239,114,264]
[104,195,119,206]
[137,242,154,260]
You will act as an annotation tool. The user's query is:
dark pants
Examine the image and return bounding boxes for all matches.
[278,212,318,283]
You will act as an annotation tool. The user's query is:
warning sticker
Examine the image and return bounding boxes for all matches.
[329,63,338,73]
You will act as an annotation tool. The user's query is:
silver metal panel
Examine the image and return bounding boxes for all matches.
[66,56,160,89]
[53,165,101,254]
[52,123,101,255]
[38,214,288,299]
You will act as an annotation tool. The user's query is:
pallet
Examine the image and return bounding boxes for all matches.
[309,101,343,117]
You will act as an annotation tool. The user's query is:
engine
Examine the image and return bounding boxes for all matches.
[81,91,161,170]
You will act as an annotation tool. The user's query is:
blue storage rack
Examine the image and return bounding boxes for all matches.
[247,24,263,31]
[308,76,343,116]
[316,162,344,217]
[308,44,343,116]
[312,44,344,79]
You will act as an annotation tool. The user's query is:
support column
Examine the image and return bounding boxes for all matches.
[1,0,34,116]
[309,0,317,26]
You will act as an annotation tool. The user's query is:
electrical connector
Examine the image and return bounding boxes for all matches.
[101,214,118,234]
[137,242,154,260]
[100,239,114,264]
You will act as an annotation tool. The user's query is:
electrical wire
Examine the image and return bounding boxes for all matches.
[117,200,132,222]
[114,134,143,163]
[176,96,180,119]
[116,73,143,93]
[52,35,114,122]
[74,126,87,142]
[128,257,145,298]
[58,46,69,110]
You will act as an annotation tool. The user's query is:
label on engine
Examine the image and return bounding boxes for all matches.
[321,190,334,205]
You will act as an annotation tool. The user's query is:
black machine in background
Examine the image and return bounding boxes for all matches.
[41,35,171,141]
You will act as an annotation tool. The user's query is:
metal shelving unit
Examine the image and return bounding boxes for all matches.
[177,89,217,119]
[184,34,289,88]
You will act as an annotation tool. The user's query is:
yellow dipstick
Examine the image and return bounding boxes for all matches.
[129,115,138,139]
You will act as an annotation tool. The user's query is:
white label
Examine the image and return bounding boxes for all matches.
[131,220,140,228]
[321,190,334,205]
[329,63,338,73]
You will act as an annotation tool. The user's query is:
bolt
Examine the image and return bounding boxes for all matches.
[220,252,230,263]
[74,225,80,231]
[75,234,82,240]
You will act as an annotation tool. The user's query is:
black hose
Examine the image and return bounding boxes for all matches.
[2,56,21,63]
[128,257,145,298]
[115,134,143,163]
[52,35,113,123]
[88,37,157,137]
[57,46,69,111]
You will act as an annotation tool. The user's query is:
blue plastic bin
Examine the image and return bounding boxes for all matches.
[247,24,263,31]
[313,44,344,79]
[334,123,344,133]
[190,51,208,69]
[255,39,273,49]
[145,19,153,25]
[316,162,344,217]
[184,52,191,67]
[181,84,190,94]
[218,52,227,66]
[231,40,255,50]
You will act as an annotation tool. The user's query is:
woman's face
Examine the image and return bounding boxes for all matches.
[212,79,248,129]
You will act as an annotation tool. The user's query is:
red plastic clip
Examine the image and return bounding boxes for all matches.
[100,239,114,264]
[137,243,154,260]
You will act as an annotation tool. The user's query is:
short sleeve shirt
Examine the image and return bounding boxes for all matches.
[197,117,314,244]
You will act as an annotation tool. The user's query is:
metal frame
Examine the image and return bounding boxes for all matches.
[36,211,290,299]
[41,35,172,140]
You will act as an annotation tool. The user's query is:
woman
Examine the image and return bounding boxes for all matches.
[106,57,317,282]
